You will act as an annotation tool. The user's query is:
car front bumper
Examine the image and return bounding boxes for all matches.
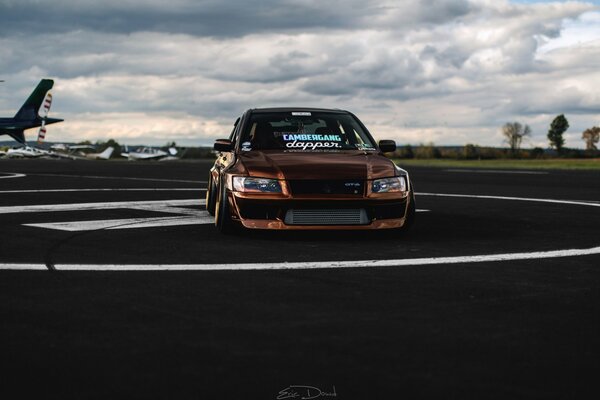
[226,191,412,230]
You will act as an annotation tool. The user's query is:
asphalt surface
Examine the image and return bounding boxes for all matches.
[1,158,599,399]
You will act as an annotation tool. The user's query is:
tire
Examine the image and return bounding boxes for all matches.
[206,174,217,216]
[214,181,238,234]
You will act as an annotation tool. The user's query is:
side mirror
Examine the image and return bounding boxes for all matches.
[378,140,396,153]
[214,139,233,152]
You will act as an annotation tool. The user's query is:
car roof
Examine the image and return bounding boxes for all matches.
[248,107,349,114]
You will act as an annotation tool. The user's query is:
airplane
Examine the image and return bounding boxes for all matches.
[82,146,114,160]
[0,79,63,145]
[121,146,178,161]
[6,145,52,158]
[48,144,114,160]
[50,143,96,152]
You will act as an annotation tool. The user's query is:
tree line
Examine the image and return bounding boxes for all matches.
[502,114,599,154]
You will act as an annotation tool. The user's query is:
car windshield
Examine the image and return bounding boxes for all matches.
[240,111,377,152]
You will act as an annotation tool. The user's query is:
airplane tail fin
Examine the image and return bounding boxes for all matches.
[14,79,55,121]
[97,146,114,160]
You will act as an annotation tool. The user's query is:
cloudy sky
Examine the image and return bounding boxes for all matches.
[1,0,599,148]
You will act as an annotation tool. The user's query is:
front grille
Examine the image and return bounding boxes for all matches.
[284,209,369,225]
[288,180,364,195]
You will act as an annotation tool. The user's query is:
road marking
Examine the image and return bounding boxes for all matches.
[417,193,600,208]
[0,263,47,271]
[1,246,598,271]
[4,198,209,231]
[445,169,549,175]
[0,199,204,215]
[0,172,26,179]
[25,214,213,231]
[29,173,206,184]
[3,193,596,234]
[0,188,204,194]
[0,193,598,269]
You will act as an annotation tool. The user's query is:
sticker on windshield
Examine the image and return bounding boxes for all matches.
[278,132,343,151]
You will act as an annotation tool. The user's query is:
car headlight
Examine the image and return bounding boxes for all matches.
[372,176,407,193]
[233,177,282,193]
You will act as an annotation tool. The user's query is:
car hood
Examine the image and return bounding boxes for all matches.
[238,151,396,180]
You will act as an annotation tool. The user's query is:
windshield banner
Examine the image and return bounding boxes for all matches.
[277,132,342,151]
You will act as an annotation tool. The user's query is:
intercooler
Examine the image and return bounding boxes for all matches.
[284,208,370,225]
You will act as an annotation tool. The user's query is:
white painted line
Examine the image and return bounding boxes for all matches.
[0,188,205,194]
[30,173,206,184]
[1,192,596,271]
[445,169,549,175]
[0,199,205,214]
[416,193,600,208]
[0,172,26,179]
[1,246,598,271]
[25,214,213,231]
[0,263,47,271]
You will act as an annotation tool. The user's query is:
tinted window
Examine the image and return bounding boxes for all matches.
[240,112,376,151]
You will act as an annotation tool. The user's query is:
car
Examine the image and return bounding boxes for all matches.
[206,107,415,233]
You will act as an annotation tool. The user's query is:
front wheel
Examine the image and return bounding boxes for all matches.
[206,174,217,216]
[214,181,238,234]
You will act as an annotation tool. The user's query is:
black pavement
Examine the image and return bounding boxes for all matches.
[1,159,599,399]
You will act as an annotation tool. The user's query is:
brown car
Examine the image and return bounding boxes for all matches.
[206,108,415,233]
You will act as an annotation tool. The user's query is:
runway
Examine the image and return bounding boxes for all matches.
[1,158,599,399]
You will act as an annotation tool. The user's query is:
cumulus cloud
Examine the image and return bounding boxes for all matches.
[0,0,599,147]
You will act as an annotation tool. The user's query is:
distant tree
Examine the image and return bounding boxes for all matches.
[414,142,441,159]
[530,147,545,158]
[166,141,177,148]
[398,145,414,159]
[582,126,600,151]
[463,144,479,159]
[502,122,530,155]
[547,114,569,152]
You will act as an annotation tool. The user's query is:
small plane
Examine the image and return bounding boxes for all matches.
[6,145,52,158]
[121,146,178,161]
[49,144,114,160]
[50,143,95,153]
[0,79,63,144]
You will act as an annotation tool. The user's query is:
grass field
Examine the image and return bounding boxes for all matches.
[393,158,600,170]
